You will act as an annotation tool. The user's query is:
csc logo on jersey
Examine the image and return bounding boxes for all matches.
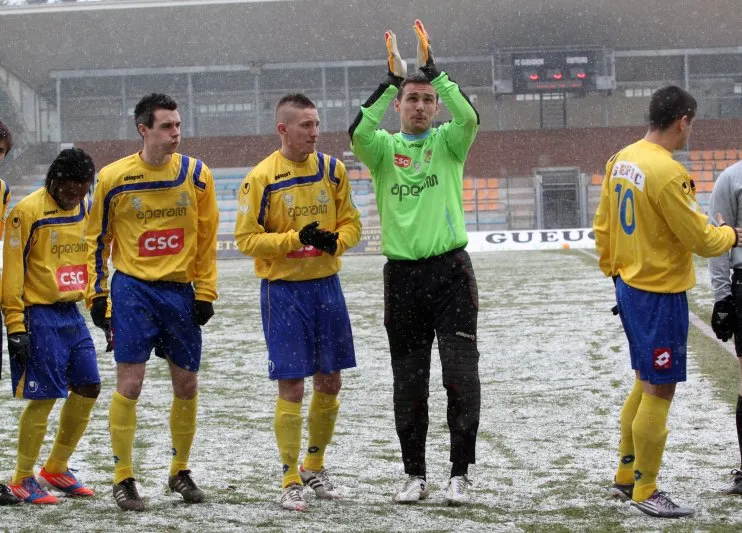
[138,228,185,257]
[56,264,88,292]
[394,154,411,168]
[287,245,323,258]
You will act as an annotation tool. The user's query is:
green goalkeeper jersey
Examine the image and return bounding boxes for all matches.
[350,72,479,260]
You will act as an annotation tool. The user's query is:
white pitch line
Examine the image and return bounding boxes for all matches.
[577,247,737,357]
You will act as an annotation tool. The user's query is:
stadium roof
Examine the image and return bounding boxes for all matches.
[1,0,742,88]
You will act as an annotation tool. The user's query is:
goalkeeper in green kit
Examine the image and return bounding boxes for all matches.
[349,20,481,505]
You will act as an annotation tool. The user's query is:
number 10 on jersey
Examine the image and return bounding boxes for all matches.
[614,183,636,235]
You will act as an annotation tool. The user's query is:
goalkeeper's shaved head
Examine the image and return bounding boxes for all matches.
[275,93,317,124]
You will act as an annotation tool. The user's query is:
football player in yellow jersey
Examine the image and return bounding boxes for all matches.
[594,85,742,518]
[0,120,21,506]
[235,93,361,511]
[85,93,219,511]
[2,148,100,505]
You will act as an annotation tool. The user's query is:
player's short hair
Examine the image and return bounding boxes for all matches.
[275,93,316,121]
[397,74,439,101]
[0,120,13,154]
[648,86,697,131]
[134,93,178,129]
[45,148,95,191]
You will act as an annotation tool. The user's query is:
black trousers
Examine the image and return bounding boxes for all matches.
[732,269,742,357]
[384,247,481,477]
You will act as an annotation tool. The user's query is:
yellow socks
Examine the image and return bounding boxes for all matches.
[275,397,302,488]
[303,391,340,472]
[170,394,198,476]
[615,378,643,485]
[44,393,96,474]
[109,391,138,484]
[632,393,671,501]
[13,399,56,483]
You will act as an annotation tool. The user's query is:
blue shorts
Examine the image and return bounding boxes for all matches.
[111,271,201,372]
[261,274,356,380]
[10,303,99,400]
[616,278,688,385]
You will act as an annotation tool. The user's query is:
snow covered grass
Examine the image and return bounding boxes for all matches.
[1,251,741,531]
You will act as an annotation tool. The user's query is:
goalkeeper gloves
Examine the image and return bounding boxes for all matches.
[299,221,339,255]
[193,300,215,326]
[385,30,407,85]
[414,19,439,80]
[8,332,30,366]
[712,294,736,342]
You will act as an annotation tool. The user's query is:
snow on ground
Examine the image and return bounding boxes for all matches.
[0,251,740,532]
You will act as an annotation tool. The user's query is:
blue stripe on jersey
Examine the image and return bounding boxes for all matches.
[93,155,191,293]
[3,183,10,205]
[328,156,339,186]
[193,159,206,190]
[257,153,326,227]
[23,200,86,273]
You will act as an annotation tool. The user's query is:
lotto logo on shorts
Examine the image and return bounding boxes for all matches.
[394,154,411,168]
[56,264,88,291]
[139,228,185,256]
[653,348,672,370]
[287,245,323,258]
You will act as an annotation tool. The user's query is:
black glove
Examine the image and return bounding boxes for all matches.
[7,333,30,367]
[90,297,110,330]
[610,276,619,314]
[193,300,214,326]
[712,295,736,342]
[299,221,339,255]
[104,324,114,352]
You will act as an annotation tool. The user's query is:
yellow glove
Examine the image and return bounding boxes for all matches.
[413,19,439,80]
[385,30,407,81]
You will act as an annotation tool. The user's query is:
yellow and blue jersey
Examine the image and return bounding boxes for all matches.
[234,150,362,281]
[85,152,219,305]
[594,139,736,293]
[2,187,91,334]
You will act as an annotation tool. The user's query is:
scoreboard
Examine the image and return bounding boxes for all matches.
[512,51,598,93]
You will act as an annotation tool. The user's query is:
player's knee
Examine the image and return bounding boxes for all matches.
[439,334,480,392]
[314,372,342,395]
[173,377,198,400]
[71,382,101,399]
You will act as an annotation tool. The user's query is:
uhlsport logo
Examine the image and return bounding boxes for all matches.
[390,174,439,201]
